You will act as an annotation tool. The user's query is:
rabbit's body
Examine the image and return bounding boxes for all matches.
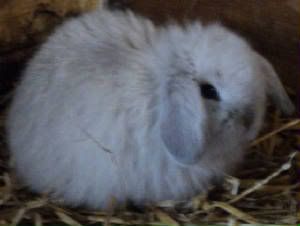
[7,9,294,209]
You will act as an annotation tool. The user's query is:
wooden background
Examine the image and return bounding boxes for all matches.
[0,0,299,96]
[0,0,100,95]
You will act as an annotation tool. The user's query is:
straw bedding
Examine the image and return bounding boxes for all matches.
[0,87,299,225]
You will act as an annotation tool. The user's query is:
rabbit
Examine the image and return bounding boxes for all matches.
[6,8,294,209]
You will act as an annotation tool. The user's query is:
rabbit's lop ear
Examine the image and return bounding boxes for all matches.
[160,88,204,165]
[256,53,295,115]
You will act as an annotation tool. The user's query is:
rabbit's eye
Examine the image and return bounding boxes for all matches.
[200,83,220,101]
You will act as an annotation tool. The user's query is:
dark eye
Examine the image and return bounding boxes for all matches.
[200,83,220,101]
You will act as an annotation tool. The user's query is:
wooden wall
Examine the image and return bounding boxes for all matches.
[0,0,100,95]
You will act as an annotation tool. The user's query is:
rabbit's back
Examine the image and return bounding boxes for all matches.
[7,10,215,208]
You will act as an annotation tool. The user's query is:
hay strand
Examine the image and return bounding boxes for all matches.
[251,119,300,146]
[228,152,297,204]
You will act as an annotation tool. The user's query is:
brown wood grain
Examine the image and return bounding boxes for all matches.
[0,0,101,93]
[0,0,100,58]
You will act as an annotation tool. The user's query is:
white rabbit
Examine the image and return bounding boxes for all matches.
[6,8,294,209]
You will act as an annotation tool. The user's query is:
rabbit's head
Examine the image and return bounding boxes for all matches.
[142,23,295,166]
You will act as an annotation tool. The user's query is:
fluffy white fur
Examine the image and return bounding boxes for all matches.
[6,8,294,209]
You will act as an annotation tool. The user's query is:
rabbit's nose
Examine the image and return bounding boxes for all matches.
[240,106,255,129]
[222,106,254,129]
